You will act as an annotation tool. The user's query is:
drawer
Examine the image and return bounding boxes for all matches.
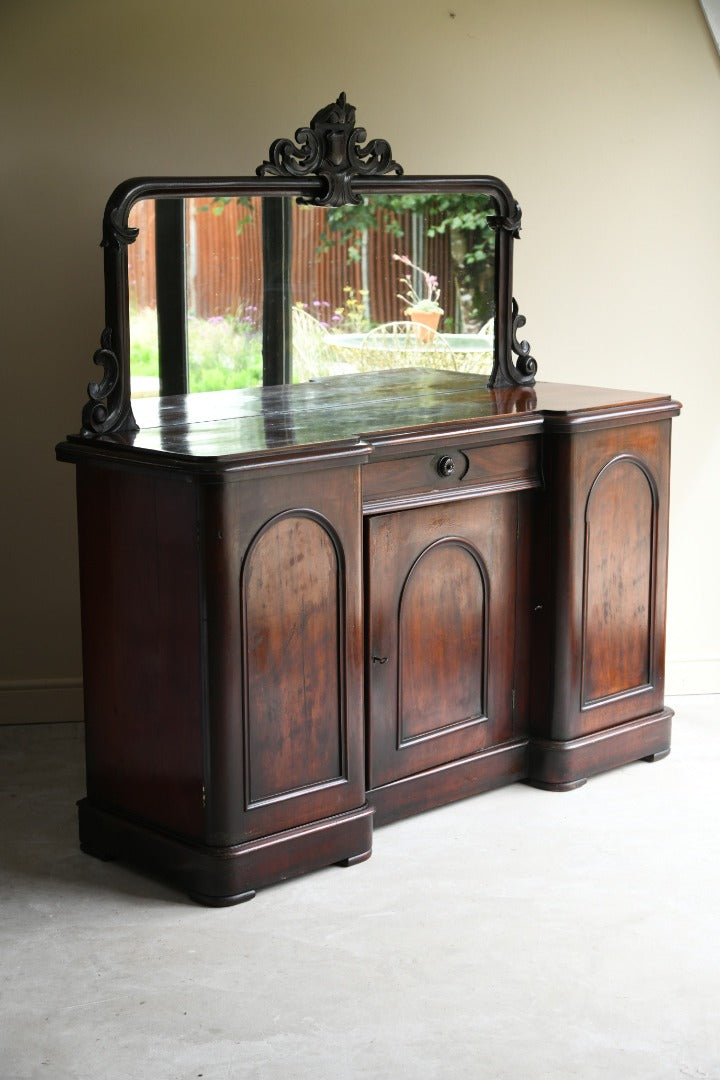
[362,436,541,509]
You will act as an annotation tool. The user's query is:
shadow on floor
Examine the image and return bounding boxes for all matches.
[0,721,191,905]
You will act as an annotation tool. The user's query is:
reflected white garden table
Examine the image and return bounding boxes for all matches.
[326,327,494,375]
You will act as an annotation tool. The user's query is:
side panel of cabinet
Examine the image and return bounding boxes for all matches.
[76,465,205,839]
[535,420,672,743]
[366,494,520,789]
[202,465,366,845]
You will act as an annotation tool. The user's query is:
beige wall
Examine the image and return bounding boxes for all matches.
[1,0,718,722]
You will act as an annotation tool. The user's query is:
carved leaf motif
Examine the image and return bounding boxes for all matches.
[489,201,523,238]
[101,208,139,250]
[260,130,322,178]
[347,131,398,176]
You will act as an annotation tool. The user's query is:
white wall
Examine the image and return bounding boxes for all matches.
[1,0,718,722]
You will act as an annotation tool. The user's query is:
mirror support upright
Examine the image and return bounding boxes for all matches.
[156,199,189,397]
[262,197,293,386]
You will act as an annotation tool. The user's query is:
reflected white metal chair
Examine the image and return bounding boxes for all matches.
[291,306,351,381]
[359,321,459,371]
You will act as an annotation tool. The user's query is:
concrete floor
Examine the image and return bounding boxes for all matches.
[1,696,718,1080]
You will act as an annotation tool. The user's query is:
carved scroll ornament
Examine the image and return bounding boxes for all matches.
[257,92,403,207]
[81,328,137,436]
[511,298,537,379]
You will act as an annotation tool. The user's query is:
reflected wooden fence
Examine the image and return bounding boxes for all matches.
[127,197,463,329]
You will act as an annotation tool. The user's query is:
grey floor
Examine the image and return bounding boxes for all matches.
[1,696,718,1080]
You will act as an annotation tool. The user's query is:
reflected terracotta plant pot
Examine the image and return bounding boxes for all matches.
[408,309,442,342]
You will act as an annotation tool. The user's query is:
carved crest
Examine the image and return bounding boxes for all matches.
[257,92,403,206]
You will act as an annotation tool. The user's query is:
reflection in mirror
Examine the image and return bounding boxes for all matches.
[127,193,495,397]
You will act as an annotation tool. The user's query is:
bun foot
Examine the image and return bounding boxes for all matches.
[526,777,588,792]
[187,889,256,907]
[643,748,671,763]
[337,848,372,867]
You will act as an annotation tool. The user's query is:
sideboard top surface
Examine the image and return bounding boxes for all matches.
[58,369,680,472]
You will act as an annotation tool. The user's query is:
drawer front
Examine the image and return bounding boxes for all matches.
[362,436,540,508]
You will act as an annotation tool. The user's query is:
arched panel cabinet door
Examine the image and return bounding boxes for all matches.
[241,511,347,807]
[200,461,368,849]
[581,455,658,708]
[366,492,523,793]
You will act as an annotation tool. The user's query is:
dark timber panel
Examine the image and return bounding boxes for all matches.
[399,540,486,743]
[76,465,205,839]
[243,514,344,804]
[582,458,655,705]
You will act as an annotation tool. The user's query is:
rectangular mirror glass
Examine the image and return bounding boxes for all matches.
[127,192,496,396]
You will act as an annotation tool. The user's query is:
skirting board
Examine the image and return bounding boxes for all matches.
[665,659,720,696]
[0,680,83,725]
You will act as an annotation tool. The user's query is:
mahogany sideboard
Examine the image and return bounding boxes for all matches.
[56,369,680,904]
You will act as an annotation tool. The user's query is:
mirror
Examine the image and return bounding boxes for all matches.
[80,94,536,437]
[127,193,496,397]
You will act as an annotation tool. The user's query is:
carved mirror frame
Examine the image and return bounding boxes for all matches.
[81,93,536,437]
